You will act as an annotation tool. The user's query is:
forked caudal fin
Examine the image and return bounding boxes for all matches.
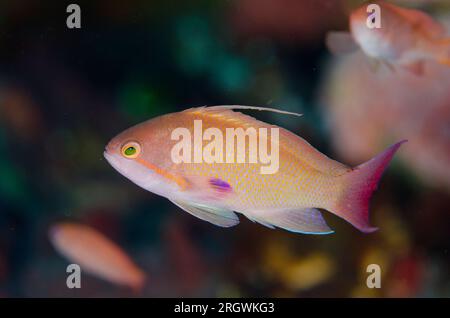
[330,140,407,233]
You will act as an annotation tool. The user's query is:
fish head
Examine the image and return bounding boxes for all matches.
[350,3,406,61]
[350,5,385,56]
[104,116,179,196]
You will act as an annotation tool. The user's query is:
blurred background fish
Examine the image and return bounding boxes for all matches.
[321,49,450,191]
[0,0,449,297]
[49,222,146,292]
[326,1,450,75]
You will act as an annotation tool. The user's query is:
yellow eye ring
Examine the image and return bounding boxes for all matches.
[121,141,141,159]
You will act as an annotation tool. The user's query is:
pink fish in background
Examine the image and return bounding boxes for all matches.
[49,222,146,291]
[104,106,405,234]
[326,1,450,75]
[321,50,450,191]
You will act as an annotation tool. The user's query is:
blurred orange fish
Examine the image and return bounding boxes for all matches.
[326,1,450,75]
[49,222,145,291]
[105,106,405,234]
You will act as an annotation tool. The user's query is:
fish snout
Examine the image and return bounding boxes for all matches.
[103,144,123,170]
[104,141,118,164]
[104,141,114,154]
[104,137,123,156]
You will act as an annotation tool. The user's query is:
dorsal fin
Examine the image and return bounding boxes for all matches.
[184,105,302,118]
[184,105,284,129]
[183,105,350,176]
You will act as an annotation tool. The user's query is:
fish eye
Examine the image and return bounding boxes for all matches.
[121,142,141,159]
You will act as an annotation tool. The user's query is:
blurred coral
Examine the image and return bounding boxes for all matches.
[261,239,335,291]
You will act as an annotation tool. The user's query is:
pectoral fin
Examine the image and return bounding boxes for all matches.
[182,176,234,201]
[247,208,334,234]
[170,200,239,228]
[245,215,276,229]
[403,61,425,76]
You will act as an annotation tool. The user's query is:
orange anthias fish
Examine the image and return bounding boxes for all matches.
[105,106,405,234]
[326,1,450,75]
[49,222,146,291]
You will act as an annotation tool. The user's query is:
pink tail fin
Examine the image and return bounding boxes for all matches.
[331,140,407,233]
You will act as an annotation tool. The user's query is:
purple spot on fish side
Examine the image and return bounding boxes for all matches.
[209,178,232,192]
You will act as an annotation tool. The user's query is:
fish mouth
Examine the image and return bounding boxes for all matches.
[104,150,132,177]
[104,150,120,169]
[103,150,111,163]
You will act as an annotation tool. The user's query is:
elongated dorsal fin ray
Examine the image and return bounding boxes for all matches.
[185,105,302,117]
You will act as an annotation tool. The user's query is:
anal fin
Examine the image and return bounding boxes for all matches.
[247,208,334,234]
[245,215,276,229]
[170,200,239,228]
